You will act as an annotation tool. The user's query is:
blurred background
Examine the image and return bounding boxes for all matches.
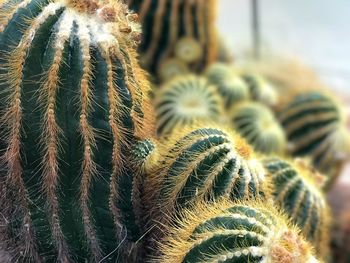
[218,0,350,94]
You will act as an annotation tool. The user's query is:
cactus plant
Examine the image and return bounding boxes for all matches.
[156,199,319,263]
[0,0,154,261]
[144,126,269,224]
[126,0,218,82]
[263,157,331,258]
[155,75,223,136]
[242,73,278,106]
[278,91,350,182]
[230,102,287,154]
[206,63,250,111]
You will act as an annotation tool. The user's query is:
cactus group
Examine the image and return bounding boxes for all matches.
[127,0,218,81]
[278,91,350,179]
[156,200,319,263]
[155,75,223,135]
[230,102,287,154]
[0,0,153,261]
[263,157,331,258]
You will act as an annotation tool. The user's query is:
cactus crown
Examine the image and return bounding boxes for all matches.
[263,157,331,258]
[155,75,223,136]
[0,0,153,261]
[230,102,287,154]
[156,199,319,263]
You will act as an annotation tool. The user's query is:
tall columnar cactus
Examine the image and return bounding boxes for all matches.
[278,91,350,181]
[206,63,250,111]
[263,157,331,258]
[155,75,223,136]
[242,73,278,106]
[230,102,287,154]
[0,0,154,261]
[156,199,319,263]
[126,0,218,82]
[144,126,269,224]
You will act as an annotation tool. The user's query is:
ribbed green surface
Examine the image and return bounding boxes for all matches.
[263,157,330,256]
[230,102,286,154]
[0,0,151,261]
[242,74,277,105]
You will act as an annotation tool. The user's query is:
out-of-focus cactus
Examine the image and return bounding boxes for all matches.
[144,126,269,223]
[126,0,218,82]
[242,73,278,106]
[206,63,250,111]
[230,102,287,154]
[156,199,319,263]
[278,91,350,184]
[0,0,154,261]
[263,157,331,258]
[155,75,223,136]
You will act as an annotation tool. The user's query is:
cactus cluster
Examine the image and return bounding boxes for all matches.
[230,102,287,154]
[0,0,153,261]
[279,91,350,181]
[263,157,331,258]
[156,200,319,263]
[127,0,218,82]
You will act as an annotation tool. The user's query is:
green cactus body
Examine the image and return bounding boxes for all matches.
[242,73,278,106]
[0,0,154,261]
[156,200,319,263]
[206,63,250,111]
[126,0,218,82]
[263,157,331,258]
[155,75,223,136]
[146,126,268,223]
[279,91,350,179]
[230,102,287,154]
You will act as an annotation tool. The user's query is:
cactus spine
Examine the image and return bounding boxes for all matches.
[145,126,268,223]
[0,0,154,261]
[278,91,350,179]
[156,200,319,263]
[230,102,287,154]
[263,157,331,258]
[206,63,250,111]
[155,75,223,136]
[127,0,218,82]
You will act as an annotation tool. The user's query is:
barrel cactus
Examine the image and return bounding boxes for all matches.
[0,0,154,261]
[206,63,250,111]
[126,0,218,82]
[230,102,287,154]
[155,75,223,136]
[144,126,269,224]
[263,157,331,258]
[278,91,350,182]
[242,73,278,106]
[156,199,319,263]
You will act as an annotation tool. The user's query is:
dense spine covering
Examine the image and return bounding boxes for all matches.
[242,73,278,106]
[279,91,350,180]
[0,0,154,261]
[206,63,249,111]
[263,157,331,258]
[156,200,319,263]
[145,126,268,224]
[230,102,287,154]
[127,0,218,82]
[155,75,223,136]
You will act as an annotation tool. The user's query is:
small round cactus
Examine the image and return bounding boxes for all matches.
[206,63,250,111]
[263,157,331,258]
[278,91,350,180]
[127,0,218,82]
[156,199,319,263]
[155,75,223,136]
[242,73,278,106]
[230,102,287,154]
[145,126,269,223]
